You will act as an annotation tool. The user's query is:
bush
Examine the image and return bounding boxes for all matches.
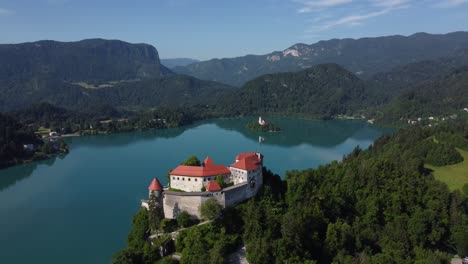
[159,218,177,233]
[177,211,194,228]
[182,155,201,166]
[199,198,222,220]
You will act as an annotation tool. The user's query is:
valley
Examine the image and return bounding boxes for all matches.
[0,29,468,264]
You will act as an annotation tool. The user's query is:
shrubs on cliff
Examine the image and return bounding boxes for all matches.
[111,209,161,264]
[176,223,239,264]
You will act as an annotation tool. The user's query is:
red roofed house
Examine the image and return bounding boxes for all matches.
[169,156,231,192]
[206,181,222,192]
[230,152,263,185]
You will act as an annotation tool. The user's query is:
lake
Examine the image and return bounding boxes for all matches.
[0,117,391,263]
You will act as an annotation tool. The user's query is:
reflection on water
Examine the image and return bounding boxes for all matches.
[0,117,392,264]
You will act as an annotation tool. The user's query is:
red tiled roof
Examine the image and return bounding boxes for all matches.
[231,157,260,171]
[206,181,222,192]
[148,178,163,191]
[170,156,231,177]
[235,152,258,161]
[203,156,215,167]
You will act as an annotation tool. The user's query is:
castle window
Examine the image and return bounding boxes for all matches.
[195,179,197,182]
[172,177,175,180]
[182,178,185,181]
[177,177,179,180]
[188,178,191,181]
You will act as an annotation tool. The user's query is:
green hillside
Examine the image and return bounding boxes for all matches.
[217,64,373,119]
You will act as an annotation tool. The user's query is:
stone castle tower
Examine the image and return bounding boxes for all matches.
[148,178,163,207]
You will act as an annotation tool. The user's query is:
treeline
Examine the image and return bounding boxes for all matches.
[10,102,220,136]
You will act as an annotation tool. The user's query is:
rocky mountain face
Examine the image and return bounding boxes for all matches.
[0,38,172,82]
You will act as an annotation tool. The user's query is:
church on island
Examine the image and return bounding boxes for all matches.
[142,152,264,219]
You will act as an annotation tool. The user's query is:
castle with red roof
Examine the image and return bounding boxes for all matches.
[143,152,264,219]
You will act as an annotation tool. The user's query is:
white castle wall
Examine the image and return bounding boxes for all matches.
[170,174,230,192]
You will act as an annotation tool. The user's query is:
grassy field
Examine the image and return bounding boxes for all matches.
[35,127,51,136]
[425,148,468,194]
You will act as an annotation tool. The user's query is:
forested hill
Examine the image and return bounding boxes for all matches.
[0,39,235,112]
[0,74,234,112]
[217,64,372,118]
[0,39,172,81]
[368,48,468,99]
[114,123,468,263]
[378,66,468,123]
[173,31,468,86]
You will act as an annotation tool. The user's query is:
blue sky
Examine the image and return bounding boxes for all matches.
[0,0,467,60]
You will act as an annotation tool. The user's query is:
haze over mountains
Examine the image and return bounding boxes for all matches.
[1,31,468,124]
[173,32,468,87]
[161,58,200,68]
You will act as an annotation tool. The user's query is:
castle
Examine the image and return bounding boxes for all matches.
[142,152,264,219]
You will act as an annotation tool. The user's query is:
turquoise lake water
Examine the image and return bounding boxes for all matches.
[0,117,391,263]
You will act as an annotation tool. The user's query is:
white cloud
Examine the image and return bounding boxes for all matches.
[433,0,468,7]
[296,0,411,33]
[372,0,410,8]
[295,0,353,13]
[317,8,392,30]
[0,8,13,15]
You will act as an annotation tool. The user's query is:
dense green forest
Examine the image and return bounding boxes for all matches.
[0,74,233,112]
[113,123,468,263]
[376,67,468,124]
[368,49,468,99]
[217,64,373,119]
[9,103,217,136]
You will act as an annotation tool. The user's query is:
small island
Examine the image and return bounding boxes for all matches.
[246,116,282,132]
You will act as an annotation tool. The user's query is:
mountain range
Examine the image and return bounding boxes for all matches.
[173,32,468,86]
[1,32,468,125]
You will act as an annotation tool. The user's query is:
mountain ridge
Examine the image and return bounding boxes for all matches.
[173,31,468,86]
